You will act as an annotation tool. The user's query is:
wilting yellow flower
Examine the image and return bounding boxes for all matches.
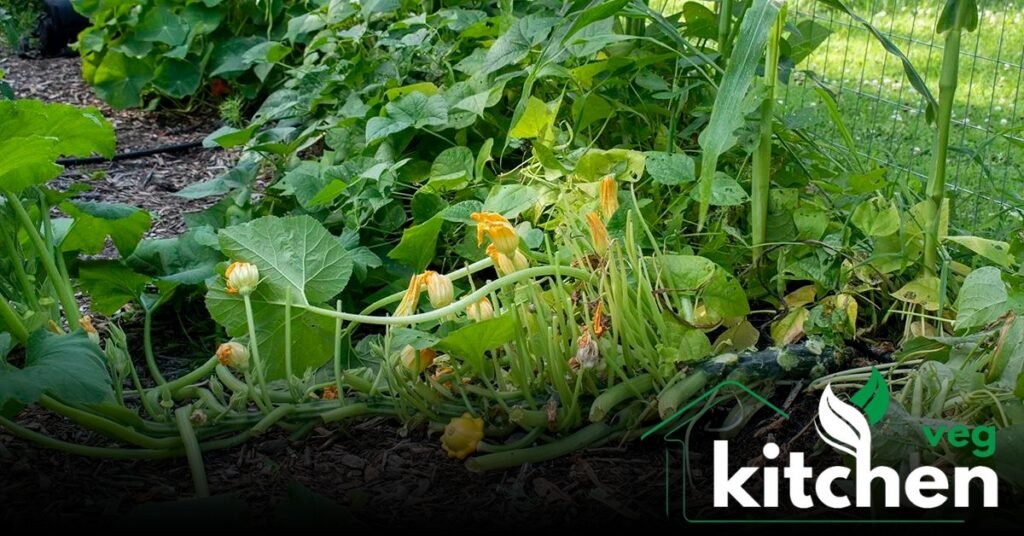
[471,212,518,255]
[225,262,259,296]
[441,412,485,460]
[466,297,494,322]
[586,212,610,255]
[394,274,423,317]
[592,301,606,338]
[421,271,454,308]
[401,345,436,373]
[79,315,100,346]
[216,341,250,370]
[599,175,618,220]
[575,329,600,370]
[190,409,208,427]
[322,385,339,400]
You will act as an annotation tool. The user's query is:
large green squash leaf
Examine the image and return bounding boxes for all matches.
[0,330,113,414]
[218,215,353,305]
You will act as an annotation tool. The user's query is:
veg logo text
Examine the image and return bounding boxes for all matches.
[649,370,1001,522]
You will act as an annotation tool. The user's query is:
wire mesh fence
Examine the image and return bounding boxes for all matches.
[779,0,1024,237]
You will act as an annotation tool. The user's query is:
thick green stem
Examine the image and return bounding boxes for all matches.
[658,370,709,419]
[718,0,733,61]
[0,290,29,344]
[0,228,38,309]
[924,2,969,276]
[242,293,273,410]
[174,405,210,497]
[588,374,654,422]
[465,422,614,472]
[40,395,179,450]
[751,4,785,263]
[301,266,593,325]
[3,190,79,326]
[142,310,167,385]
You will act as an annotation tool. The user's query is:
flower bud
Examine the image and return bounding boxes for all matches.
[512,250,530,271]
[466,297,494,322]
[216,341,250,370]
[486,244,517,276]
[79,315,101,346]
[225,262,260,296]
[400,345,436,373]
[600,175,618,220]
[586,212,610,256]
[441,412,485,460]
[421,271,454,308]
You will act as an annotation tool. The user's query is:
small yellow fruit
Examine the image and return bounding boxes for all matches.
[442,412,485,460]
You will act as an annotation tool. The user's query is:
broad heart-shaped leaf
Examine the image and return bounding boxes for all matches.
[649,255,717,290]
[127,228,222,284]
[850,367,889,426]
[436,315,517,371]
[955,266,1010,331]
[851,196,900,237]
[135,4,189,45]
[90,51,154,109]
[60,201,152,255]
[946,236,1015,268]
[78,260,152,315]
[695,0,779,229]
[366,92,448,144]
[0,99,115,158]
[205,285,338,381]
[575,148,646,182]
[387,215,443,271]
[703,269,751,318]
[0,136,62,193]
[153,58,201,98]
[482,184,538,218]
[0,330,113,413]
[219,215,353,305]
[688,173,747,206]
[428,146,474,191]
[644,151,695,185]
[480,15,558,74]
[509,97,558,140]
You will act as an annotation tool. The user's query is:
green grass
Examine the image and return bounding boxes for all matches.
[659,0,1024,235]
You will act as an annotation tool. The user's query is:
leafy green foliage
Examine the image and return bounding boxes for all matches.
[0,330,113,415]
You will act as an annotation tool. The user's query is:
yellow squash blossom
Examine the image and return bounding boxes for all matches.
[421,271,454,308]
[79,315,100,346]
[216,341,250,370]
[471,211,518,255]
[466,297,494,321]
[225,262,260,295]
[600,175,618,220]
[487,244,529,276]
[401,345,436,373]
[322,385,339,400]
[586,212,610,255]
[441,412,485,460]
[394,274,423,317]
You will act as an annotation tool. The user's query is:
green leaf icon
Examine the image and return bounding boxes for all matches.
[850,367,889,426]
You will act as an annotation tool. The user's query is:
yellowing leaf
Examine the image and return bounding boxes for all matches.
[385,82,439,100]
[891,275,941,311]
[946,235,1015,268]
[713,320,759,353]
[784,285,817,308]
[851,196,900,237]
[771,308,809,346]
[509,96,558,140]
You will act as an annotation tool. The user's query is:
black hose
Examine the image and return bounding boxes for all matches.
[56,140,207,166]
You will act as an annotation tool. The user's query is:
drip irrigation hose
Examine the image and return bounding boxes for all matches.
[56,140,208,166]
